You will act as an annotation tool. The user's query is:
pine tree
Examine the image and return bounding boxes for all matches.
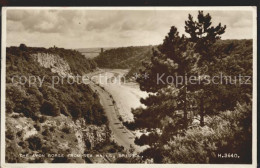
[131,27,202,163]
[127,11,252,164]
[130,11,229,162]
[184,11,226,126]
[136,26,199,130]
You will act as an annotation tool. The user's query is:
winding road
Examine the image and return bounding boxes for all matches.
[88,69,148,153]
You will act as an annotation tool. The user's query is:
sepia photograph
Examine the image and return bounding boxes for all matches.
[1,7,257,167]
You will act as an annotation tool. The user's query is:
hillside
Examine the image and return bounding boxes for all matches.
[76,47,115,59]
[7,45,98,75]
[94,40,252,80]
[94,46,153,78]
[5,45,123,163]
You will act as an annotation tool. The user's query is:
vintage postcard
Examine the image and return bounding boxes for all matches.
[1,7,257,168]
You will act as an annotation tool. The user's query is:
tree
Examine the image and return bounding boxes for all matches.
[184,10,226,126]
[136,27,198,129]
[131,11,229,162]
[162,102,252,164]
[132,27,200,162]
[40,100,60,116]
[27,136,43,150]
[19,43,28,51]
[185,11,226,61]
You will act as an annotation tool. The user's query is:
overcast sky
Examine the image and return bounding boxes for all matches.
[6,9,254,49]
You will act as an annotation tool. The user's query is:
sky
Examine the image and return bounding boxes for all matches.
[6,8,254,49]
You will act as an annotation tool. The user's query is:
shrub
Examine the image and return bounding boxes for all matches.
[27,136,42,150]
[19,43,28,51]
[62,126,71,134]
[40,100,60,116]
[123,121,136,130]
[135,133,159,146]
[6,129,15,140]
[34,123,41,131]
[5,146,23,163]
[68,104,82,119]
[85,139,91,149]
[16,130,23,137]
[18,141,27,148]
[161,102,252,164]
[39,115,47,123]
[108,147,116,153]
[6,99,14,113]
[42,128,51,137]
[49,126,55,132]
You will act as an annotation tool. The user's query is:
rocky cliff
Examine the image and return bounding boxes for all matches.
[31,53,73,77]
[5,46,110,163]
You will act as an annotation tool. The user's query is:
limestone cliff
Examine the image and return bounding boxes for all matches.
[5,47,110,163]
[6,113,109,163]
[31,52,109,151]
[31,53,73,77]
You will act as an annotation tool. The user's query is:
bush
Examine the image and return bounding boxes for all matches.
[18,141,27,148]
[123,121,136,130]
[19,43,28,51]
[108,147,116,153]
[6,99,14,113]
[39,115,47,123]
[6,129,15,140]
[161,103,252,164]
[134,133,159,146]
[68,104,82,119]
[62,126,71,134]
[27,136,42,150]
[85,139,91,149]
[42,128,51,137]
[16,130,23,137]
[5,146,23,163]
[40,100,60,116]
[49,126,55,132]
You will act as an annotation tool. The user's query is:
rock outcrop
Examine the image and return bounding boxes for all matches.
[31,52,109,152]
[31,53,72,77]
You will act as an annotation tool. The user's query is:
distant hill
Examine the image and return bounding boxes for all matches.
[94,40,252,80]
[76,47,115,59]
[94,45,154,79]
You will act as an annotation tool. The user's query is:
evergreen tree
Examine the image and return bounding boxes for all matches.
[132,27,201,162]
[131,11,230,162]
[184,11,226,126]
[136,26,199,131]
[185,11,226,61]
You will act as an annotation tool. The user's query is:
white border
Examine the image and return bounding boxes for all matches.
[1,6,257,168]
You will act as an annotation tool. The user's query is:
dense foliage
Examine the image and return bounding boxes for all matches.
[5,45,112,163]
[94,46,153,78]
[6,45,106,125]
[161,102,252,163]
[128,11,252,164]
[7,45,97,75]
